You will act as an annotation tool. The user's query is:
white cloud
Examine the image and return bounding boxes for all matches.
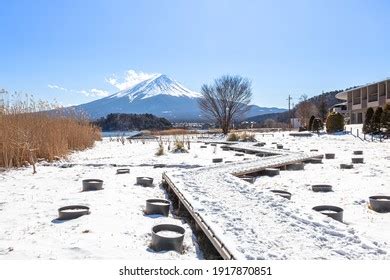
[48,84,110,98]
[75,89,110,98]
[106,70,159,91]
[48,84,67,91]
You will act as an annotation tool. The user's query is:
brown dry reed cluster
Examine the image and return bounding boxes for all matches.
[0,90,101,168]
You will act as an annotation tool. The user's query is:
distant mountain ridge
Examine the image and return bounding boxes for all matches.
[245,89,349,124]
[74,74,286,121]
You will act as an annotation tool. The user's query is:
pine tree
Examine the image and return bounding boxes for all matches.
[372,107,383,133]
[381,103,390,133]
[308,115,315,131]
[363,107,374,134]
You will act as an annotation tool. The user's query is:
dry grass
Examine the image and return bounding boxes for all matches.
[0,92,101,168]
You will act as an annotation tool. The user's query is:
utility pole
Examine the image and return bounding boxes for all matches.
[287,95,292,129]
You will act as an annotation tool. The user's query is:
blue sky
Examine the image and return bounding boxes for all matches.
[1,0,389,108]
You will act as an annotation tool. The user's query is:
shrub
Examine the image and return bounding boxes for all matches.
[308,115,315,131]
[155,138,165,156]
[372,107,383,133]
[172,137,187,153]
[312,118,323,133]
[227,132,240,141]
[326,112,344,133]
[239,132,256,142]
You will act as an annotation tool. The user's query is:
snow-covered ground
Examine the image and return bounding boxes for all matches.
[0,132,389,259]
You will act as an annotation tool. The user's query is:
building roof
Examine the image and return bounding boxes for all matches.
[335,77,390,100]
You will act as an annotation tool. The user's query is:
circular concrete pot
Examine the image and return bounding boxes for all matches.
[145,199,170,216]
[312,205,343,222]
[58,205,90,220]
[369,196,390,213]
[325,153,335,159]
[136,177,154,187]
[212,158,223,163]
[151,224,185,252]
[353,150,363,155]
[352,157,364,164]
[312,184,333,192]
[340,163,354,169]
[116,168,130,174]
[264,168,280,177]
[271,190,291,200]
[82,179,103,191]
[286,163,304,170]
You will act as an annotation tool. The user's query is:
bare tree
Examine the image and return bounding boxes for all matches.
[295,94,318,127]
[317,94,328,121]
[199,75,252,134]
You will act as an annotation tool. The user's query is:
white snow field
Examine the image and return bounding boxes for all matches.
[0,132,389,259]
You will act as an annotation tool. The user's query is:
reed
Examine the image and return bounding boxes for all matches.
[0,91,101,168]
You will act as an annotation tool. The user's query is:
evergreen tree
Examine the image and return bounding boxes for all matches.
[372,107,383,133]
[308,115,315,131]
[326,112,344,133]
[363,107,374,134]
[381,103,390,133]
[312,118,323,133]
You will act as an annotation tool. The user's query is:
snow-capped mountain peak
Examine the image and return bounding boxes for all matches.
[109,73,201,102]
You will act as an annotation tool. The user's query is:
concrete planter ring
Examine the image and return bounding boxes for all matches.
[369,196,390,213]
[312,184,333,192]
[340,163,353,169]
[270,190,291,200]
[136,177,154,187]
[58,205,90,220]
[145,199,171,216]
[312,205,343,222]
[325,153,335,159]
[151,224,185,252]
[82,179,103,191]
[212,158,223,163]
[116,168,130,174]
[352,157,364,164]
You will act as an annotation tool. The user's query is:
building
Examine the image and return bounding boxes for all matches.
[330,102,347,115]
[336,78,390,124]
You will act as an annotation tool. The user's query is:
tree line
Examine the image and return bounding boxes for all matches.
[94,113,172,131]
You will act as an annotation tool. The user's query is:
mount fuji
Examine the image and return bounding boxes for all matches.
[75,74,286,121]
